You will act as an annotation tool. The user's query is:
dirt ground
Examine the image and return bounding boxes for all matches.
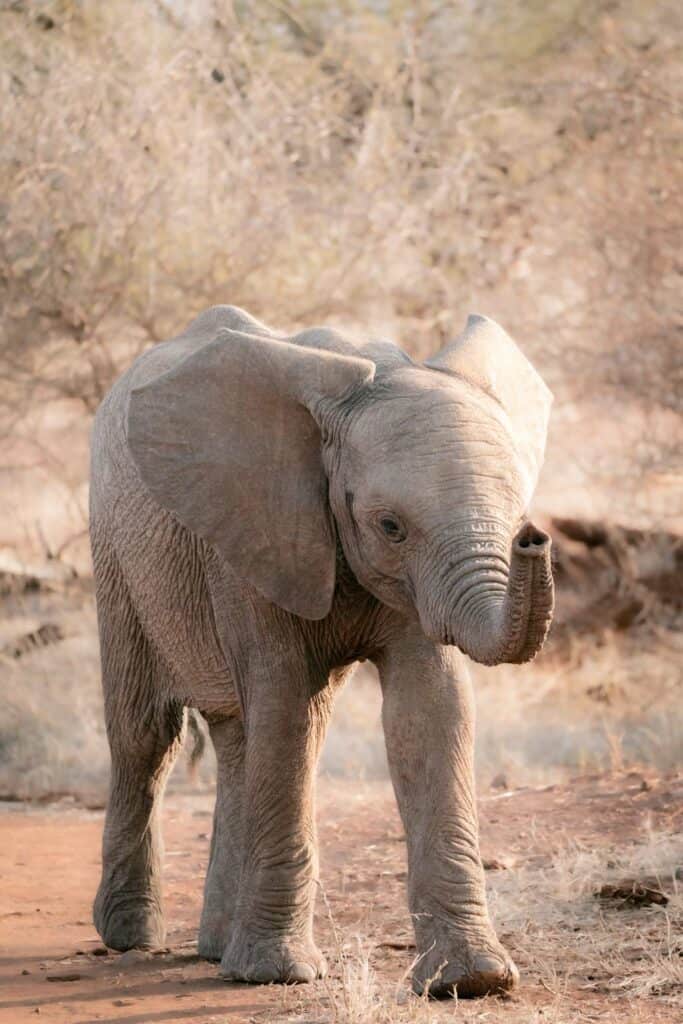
[1,772,681,1024]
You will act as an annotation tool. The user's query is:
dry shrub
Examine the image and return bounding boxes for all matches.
[2,3,681,428]
[1,0,474,414]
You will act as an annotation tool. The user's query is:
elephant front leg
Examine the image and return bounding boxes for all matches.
[219,671,332,984]
[377,631,518,998]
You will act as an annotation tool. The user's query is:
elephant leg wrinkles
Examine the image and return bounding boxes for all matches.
[92,545,185,951]
[218,660,334,984]
[378,629,518,997]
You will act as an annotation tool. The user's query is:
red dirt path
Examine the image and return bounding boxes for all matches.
[1,773,681,1023]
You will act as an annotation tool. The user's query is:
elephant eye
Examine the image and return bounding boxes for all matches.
[378,514,406,543]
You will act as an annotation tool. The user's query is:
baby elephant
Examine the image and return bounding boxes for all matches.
[90,306,553,997]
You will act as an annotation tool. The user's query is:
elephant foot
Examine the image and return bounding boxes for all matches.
[220,931,327,984]
[94,888,165,952]
[412,931,518,999]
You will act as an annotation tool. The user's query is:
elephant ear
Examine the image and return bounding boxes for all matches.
[425,314,552,501]
[127,327,375,619]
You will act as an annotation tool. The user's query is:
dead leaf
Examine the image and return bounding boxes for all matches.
[596,879,668,906]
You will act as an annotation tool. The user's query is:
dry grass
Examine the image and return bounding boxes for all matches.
[495,829,683,1001]
[471,632,683,787]
[271,827,683,1023]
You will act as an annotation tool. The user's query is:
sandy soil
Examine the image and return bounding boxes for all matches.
[1,773,681,1024]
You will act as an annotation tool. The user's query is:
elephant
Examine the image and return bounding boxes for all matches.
[89,304,554,998]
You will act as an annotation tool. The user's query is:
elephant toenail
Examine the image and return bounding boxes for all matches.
[286,961,317,983]
[472,953,519,990]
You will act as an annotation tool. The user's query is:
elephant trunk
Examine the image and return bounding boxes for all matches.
[448,523,554,666]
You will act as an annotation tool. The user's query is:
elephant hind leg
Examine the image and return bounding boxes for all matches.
[198,715,246,961]
[92,547,185,951]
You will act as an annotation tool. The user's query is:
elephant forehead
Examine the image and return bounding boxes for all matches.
[348,373,518,460]
[354,454,524,515]
[343,383,527,514]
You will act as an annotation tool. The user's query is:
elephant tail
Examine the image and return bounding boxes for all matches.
[185,708,207,781]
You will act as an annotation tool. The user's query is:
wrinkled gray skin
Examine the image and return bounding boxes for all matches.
[90,306,554,998]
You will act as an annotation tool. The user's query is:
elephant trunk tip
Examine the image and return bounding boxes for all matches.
[513,522,551,557]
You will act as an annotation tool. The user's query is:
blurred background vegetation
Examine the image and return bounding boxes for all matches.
[0,0,681,799]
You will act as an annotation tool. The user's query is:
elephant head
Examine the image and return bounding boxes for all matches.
[127,307,553,665]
